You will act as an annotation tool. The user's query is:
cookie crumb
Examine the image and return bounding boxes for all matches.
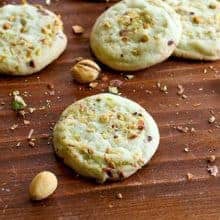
[23,120,30,125]
[207,155,216,163]
[89,82,98,89]
[177,84,184,95]
[157,82,168,94]
[10,124,18,130]
[72,25,84,34]
[28,140,35,147]
[193,103,201,107]
[16,142,21,147]
[186,173,193,180]
[176,126,189,133]
[208,115,215,124]
[207,165,218,176]
[125,74,134,80]
[27,128,34,140]
[190,127,196,133]
[28,107,36,113]
[184,147,189,152]
[116,193,123,199]
[182,94,188,99]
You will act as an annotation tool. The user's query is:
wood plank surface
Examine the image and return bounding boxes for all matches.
[0,0,220,219]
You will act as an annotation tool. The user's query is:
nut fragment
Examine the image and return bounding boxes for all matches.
[207,155,216,163]
[11,91,27,111]
[72,25,84,34]
[186,173,193,180]
[29,171,58,201]
[207,165,218,177]
[71,59,101,83]
[208,115,216,124]
[116,193,123,199]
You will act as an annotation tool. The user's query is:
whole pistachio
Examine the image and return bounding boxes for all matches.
[71,59,101,83]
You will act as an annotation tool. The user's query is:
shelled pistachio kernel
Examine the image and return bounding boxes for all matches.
[29,171,58,201]
[71,59,101,83]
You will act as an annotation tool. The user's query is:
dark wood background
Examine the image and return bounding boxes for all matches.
[0,0,219,219]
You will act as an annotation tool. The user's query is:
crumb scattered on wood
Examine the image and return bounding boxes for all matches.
[72,25,84,34]
[116,193,123,199]
[89,82,98,89]
[207,155,216,163]
[145,89,152,95]
[28,138,36,147]
[207,165,218,177]
[181,94,188,99]
[16,142,21,147]
[10,124,18,130]
[125,75,134,80]
[28,107,36,113]
[208,115,216,124]
[184,147,189,152]
[157,82,168,94]
[193,103,201,107]
[190,127,196,133]
[23,120,30,125]
[176,126,189,133]
[27,129,34,140]
[186,173,193,180]
[177,84,184,95]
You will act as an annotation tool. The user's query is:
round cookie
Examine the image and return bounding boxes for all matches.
[90,0,182,71]
[0,4,67,76]
[163,0,220,60]
[53,93,160,183]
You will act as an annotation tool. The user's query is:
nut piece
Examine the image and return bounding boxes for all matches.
[208,115,216,124]
[72,25,84,34]
[71,59,101,83]
[11,90,27,111]
[29,171,58,201]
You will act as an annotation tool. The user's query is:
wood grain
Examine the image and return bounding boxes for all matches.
[0,0,219,219]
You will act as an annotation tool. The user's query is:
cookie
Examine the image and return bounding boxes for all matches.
[163,0,220,60]
[90,0,181,71]
[53,93,160,183]
[0,4,67,76]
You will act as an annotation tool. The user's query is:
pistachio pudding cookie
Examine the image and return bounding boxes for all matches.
[163,0,220,60]
[0,4,67,75]
[53,93,160,183]
[90,0,182,71]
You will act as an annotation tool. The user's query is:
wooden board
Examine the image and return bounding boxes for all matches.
[0,0,220,219]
